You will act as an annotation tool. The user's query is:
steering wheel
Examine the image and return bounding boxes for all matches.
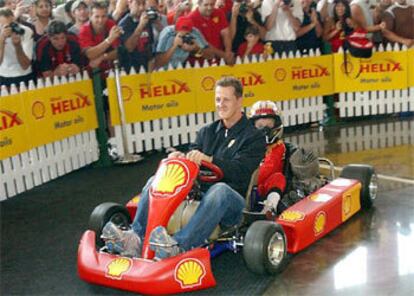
[199,160,224,183]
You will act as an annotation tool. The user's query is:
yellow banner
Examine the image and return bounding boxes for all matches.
[194,64,269,113]
[334,50,408,92]
[266,55,334,100]
[408,49,414,87]
[0,93,30,160]
[23,79,97,148]
[108,69,197,124]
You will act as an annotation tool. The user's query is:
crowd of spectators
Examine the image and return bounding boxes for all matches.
[0,0,413,88]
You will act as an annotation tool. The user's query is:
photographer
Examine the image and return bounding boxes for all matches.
[261,0,303,55]
[155,16,211,69]
[230,0,266,53]
[0,7,33,88]
[118,0,158,72]
[296,0,323,54]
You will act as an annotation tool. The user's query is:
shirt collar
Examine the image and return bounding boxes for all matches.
[215,114,249,136]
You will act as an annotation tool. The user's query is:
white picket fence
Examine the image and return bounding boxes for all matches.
[0,73,99,200]
[337,44,413,118]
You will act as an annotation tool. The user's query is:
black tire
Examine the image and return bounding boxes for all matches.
[340,164,378,209]
[88,202,131,248]
[243,221,289,275]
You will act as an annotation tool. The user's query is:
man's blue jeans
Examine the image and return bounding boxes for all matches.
[131,177,245,251]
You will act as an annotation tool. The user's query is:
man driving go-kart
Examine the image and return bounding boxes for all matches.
[102,76,266,259]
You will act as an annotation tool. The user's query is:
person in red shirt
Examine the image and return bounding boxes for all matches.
[237,25,265,58]
[249,100,286,215]
[78,1,123,75]
[35,20,82,78]
[188,0,234,65]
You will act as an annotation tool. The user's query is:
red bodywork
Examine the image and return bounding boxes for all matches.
[277,178,362,253]
[78,158,217,294]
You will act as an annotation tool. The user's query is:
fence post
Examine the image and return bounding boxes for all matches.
[92,68,112,167]
[322,42,337,126]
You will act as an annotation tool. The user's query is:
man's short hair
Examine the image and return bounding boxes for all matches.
[47,20,67,36]
[90,1,108,11]
[0,7,14,18]
[216,76,243,98]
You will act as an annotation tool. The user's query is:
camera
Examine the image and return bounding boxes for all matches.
[239,2,248,14]
[181,33,194,45]
[283,0,292,5]
[146,7,159,21]
[9,22,25,35]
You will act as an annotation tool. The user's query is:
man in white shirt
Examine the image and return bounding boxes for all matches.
[260,0,303,55]
[0,7,33,88]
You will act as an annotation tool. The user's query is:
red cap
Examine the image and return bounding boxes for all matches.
[175,17,193,32]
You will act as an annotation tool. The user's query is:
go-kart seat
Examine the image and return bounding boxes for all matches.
[166,169,260,239]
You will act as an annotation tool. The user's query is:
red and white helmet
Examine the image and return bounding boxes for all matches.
[249,100,283,144]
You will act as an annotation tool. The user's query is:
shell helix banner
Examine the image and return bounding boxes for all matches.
[0,79,97,160]
[0,93,30,159]
[334,50,409,92]
[108,68,197,125]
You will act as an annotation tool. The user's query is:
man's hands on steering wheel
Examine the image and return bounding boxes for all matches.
[168,150,222,182]
[168,150,212,165]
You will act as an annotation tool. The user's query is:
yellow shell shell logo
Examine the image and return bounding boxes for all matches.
[131,196,140,204]
[32,101,46,119]
[152,162,188,195]
[343,194,351,216]
[105,257,132,280]
[279,210,305,222]
[201,76,215,91]
[314,211,326,236]
[175,259,206,288]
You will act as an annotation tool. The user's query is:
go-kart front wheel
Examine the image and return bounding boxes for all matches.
[340,164,377,209]
[88,202,131,248]
[243,221,289,275]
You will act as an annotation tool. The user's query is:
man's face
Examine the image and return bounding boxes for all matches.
[49,32,67,51]
[129,0,146,17]
[90,7,108,31]
[73,4,89,23]
[199,0,215,17]
[215,86,242,122]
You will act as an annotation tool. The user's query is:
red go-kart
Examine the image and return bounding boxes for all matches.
[77,157,377,294]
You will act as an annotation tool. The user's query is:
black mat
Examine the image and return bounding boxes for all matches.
[1,152,273,295]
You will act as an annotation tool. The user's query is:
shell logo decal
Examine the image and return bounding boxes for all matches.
[152,161,189,196]
[279,210,305,222]
[314,211,326,236]
[105,257,132,280]
[343,193,352,217]
[131,196,140,203]
[174,258,206,289]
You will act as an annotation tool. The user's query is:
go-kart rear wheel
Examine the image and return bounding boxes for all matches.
[88,202,131,248]
[340,164,377,209]
[243,221,289,275]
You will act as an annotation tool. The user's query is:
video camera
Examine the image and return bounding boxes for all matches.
[181,33,194,45]
[146,7,159,21]
[9,22,25,35]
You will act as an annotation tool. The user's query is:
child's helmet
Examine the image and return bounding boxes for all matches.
[249,100,283,144]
